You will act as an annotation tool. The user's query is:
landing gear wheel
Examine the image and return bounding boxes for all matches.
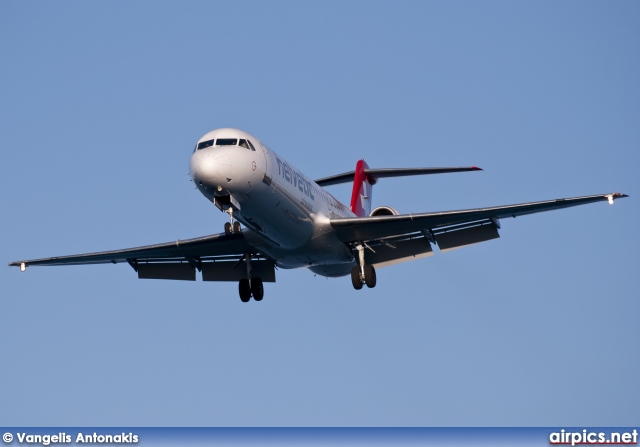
[251,277,264,301]
[351,266,363,290]
[364,264,376,288]
[224,222,233,236]
[233,221,241,234]
[239,278,251,302]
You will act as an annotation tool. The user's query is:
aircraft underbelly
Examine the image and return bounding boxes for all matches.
[239,187,353,271]
[213,146,355,273]
[238,185,312,249]
[248,233,353,271]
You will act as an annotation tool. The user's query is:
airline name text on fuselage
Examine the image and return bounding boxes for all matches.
[275,156,315,200]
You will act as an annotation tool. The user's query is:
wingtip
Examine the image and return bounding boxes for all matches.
[9,261,27,271]
[605,192,629,204]
[612,192,629,199]
[471,166,483,171]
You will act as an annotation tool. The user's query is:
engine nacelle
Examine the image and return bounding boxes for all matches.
[370,206,399,217]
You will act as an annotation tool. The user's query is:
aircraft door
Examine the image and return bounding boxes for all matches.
[258,143,269,184]
[255,141,272,189]
[238,138,268,189]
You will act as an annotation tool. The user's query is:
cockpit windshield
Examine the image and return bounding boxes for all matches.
[216,138,237,146]
[197,139,214,150]
[196,137,256,151]
[239,139,256,151]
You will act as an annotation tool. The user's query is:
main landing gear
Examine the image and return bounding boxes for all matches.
[351,243,376,290]
[238,254,264,302]
[238,277,264,302]
[223,207,242,236]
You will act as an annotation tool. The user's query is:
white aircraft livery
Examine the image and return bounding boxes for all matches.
[10,128,628,302]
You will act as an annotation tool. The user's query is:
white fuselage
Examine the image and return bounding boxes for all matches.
[189,128,356,277]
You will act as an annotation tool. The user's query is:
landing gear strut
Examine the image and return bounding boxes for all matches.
[351,243,376,290]
[238,253,264,302]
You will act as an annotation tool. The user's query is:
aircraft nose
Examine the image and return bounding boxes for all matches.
[190,148,234,188]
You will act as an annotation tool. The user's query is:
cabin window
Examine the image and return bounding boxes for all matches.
[197,139,214,150]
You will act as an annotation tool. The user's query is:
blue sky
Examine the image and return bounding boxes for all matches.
[1,1,638,426]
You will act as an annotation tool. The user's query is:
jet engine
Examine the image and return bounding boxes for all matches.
[370,206,399,216]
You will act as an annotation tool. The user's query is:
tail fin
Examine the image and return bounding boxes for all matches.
[350,159,375,217]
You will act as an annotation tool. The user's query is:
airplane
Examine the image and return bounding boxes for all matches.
[9,127,628,302]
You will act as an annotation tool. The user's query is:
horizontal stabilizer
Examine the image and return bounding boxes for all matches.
[315,166,482,187]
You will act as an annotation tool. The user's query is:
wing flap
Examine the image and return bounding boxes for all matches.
[202,260,276,282]
[137,263,196,281]
[366,237,434,268]
[436,222,500,252]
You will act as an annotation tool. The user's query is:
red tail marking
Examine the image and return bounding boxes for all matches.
[350,159,373,217]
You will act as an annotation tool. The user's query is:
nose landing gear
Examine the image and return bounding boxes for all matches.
[223,207,242,235]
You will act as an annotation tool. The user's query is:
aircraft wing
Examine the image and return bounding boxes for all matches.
[9,232,276,282]
[330,193,628,257]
